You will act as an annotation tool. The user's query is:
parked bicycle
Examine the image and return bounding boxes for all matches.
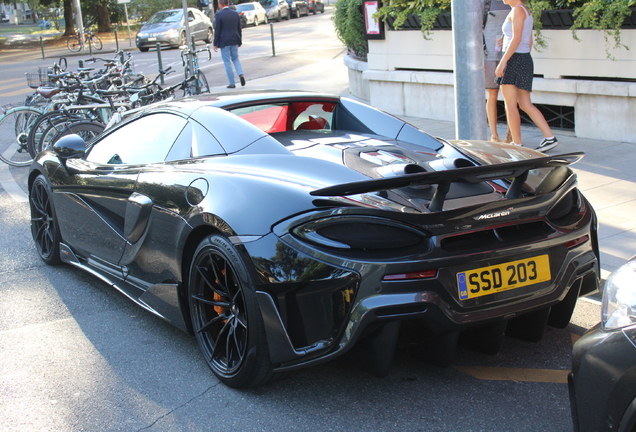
[67,29,103,52]
[180,45,211,96]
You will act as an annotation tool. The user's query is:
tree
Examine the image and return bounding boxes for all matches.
[62,0,76,36]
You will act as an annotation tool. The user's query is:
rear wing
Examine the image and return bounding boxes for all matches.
[310,152,584,212]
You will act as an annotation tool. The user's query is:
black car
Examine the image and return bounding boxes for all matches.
[569,256,636,432]
[30,91,599,388]
[285,0,309,18]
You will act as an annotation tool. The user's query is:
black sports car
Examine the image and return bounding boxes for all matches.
[29,91,599,388]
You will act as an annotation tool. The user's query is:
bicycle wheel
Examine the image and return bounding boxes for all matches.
[91,35,103,51]
[0,107,42,167]
[183,75,196,97]
[51,120,105,145]
[67,36,82,52]
[196,70,210,94]
[27,109,90,158]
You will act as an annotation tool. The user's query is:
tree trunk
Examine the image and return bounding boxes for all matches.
[63,0,76,36]
[97,2,111,33]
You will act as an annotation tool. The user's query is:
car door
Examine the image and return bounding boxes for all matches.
[120,118,227,287]
[52,112,188,269]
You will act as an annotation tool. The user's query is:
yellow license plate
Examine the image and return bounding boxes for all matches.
[457,255,551,300]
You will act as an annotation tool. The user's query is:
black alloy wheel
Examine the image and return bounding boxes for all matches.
[188,235,277,388]
[30,175,61,265]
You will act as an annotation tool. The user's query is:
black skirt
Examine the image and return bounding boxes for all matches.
[501,52,533,92]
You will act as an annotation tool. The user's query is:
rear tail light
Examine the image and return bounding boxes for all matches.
[293,216,429,251]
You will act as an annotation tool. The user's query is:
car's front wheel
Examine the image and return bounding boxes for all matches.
[254,16,259,26]
[30,175,61,265]
[188,234,278,388]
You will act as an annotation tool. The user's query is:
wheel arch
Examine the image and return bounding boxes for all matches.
[178,214,240,335]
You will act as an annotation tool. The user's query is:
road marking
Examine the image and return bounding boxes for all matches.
[454,365,569,383]
[0,163,28,203]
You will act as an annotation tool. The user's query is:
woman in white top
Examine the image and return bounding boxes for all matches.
[495,0,559,151]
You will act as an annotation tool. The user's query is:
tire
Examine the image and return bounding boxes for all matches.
[51,120,105,145]
[139,46,149,52]
[180,31,187,47]
[321,4,325,12]
[276,12,281,22]
[27,110,88,158]
[67,36,81,52]
[30,175,62,265]
[205,27,213,44]
[0,106,42,167]
[91,35,102,50]
[196,70,210,94]
[295,9,300,18]
[254,16,259,26]
[188,234,278,388]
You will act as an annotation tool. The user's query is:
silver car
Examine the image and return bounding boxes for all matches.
[136,8,213,52]
[261,0,290,22]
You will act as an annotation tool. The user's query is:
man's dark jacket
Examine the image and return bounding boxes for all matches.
[213,7,242,48]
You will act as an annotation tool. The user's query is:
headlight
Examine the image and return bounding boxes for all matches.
[602,260,636,330]
[165,28,179,37]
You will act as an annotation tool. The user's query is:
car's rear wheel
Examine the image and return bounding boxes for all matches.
[30,175,61,265]
[188,234,278,388]
[205,27,213,43]
[295,9,300,18]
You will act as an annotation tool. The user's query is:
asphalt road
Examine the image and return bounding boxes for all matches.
[0,9,601,431]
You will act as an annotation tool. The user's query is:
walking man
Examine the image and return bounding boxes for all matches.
[214,0,245,88]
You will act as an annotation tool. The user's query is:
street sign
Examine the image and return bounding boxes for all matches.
[116,0,131,4]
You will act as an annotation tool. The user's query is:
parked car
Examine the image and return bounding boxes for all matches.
[569,256,636,432]
[229,4,249,28]
[306,0,324,14]
[30,91,599,389]
[135,8,213,52]
[285,0,309,18]
[235,2,267,26]
[261,0,290,22]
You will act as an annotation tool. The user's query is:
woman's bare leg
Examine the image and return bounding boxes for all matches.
[486,88,500,140]
[516,89,554,138]
[500,84,523,144]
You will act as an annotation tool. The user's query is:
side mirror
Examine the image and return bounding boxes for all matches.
[53,134,85,159]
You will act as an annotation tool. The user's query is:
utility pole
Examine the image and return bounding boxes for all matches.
[451,0,487,140]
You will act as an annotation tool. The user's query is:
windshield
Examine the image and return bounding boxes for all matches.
[260,0,276,7]
[147,10,183,24]
[236,4,255,11]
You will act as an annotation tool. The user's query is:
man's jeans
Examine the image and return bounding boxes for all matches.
[220,45,244,85]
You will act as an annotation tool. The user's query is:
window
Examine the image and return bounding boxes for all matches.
[166,120,226,161]
[229,101,336,133]
[86,113,187,165]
